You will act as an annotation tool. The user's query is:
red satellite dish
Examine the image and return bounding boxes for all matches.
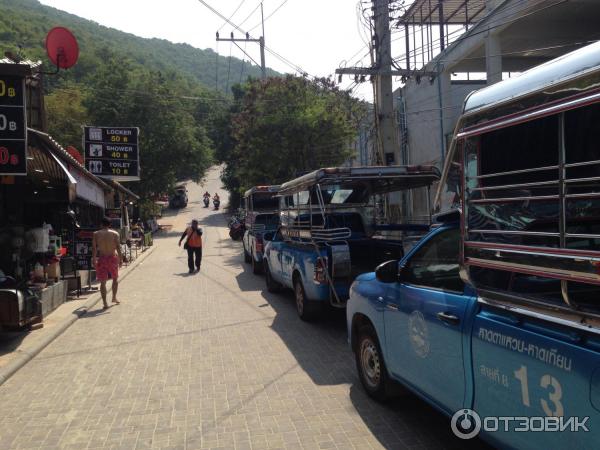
[66,146,84,165]
[45,27,79,69]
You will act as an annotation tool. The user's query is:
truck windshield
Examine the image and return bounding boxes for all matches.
[320,186,356,204]
[255,214,279,230]
[252,194,279,210]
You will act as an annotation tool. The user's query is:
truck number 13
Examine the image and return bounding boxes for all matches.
[514,365,564,417]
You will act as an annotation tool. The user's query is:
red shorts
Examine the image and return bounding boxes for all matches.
[96,255,119,281]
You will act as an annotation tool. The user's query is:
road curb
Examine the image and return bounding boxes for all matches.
[0,245,157,387]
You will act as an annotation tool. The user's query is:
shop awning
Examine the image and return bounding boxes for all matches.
[28,128,110,208]
[27,133,77,202]
[27,145,74,185]
[104,179,140,201]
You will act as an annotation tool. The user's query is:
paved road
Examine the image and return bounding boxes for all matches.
[0,167,484,450]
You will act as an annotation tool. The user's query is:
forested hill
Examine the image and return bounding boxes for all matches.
[0,0,278,93]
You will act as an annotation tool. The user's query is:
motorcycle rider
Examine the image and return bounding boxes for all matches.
[213,193,221,210]
[203,191,210,207]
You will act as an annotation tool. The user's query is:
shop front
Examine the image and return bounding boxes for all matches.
[0,129,111,328]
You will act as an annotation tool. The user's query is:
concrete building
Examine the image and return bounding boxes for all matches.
[394,0,600,216]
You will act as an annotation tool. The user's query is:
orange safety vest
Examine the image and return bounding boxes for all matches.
[186,227,202,248]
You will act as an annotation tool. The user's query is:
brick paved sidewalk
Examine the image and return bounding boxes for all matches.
[0,172,486,450]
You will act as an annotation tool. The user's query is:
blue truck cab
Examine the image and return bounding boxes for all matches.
[347,42,600,449]
[263,165,440,321]
[242,185,280,274]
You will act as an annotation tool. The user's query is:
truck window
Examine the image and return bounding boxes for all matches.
[465,114,560,248]
[564,102,600,249]
[255,214,279,229]
[402,229,464,293]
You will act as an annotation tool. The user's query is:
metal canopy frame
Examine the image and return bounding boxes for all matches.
[278,165,440,196]
[395,0,486,71]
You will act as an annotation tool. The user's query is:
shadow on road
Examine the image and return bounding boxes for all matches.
[0,330,27,358]
[202,216,491,449]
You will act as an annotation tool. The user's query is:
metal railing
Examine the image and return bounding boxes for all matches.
[465,139,600,311]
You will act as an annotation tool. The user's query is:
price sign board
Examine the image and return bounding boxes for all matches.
[83,126,140,181]
[0,76,27,175]
[105,208,121,219]
[74,228,95,270]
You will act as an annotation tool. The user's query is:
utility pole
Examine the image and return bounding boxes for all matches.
[216,4,266,79]
[336,0,428,165]
[373,0,397,166]
[260,2,266,79]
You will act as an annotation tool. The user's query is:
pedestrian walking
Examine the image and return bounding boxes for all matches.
[92,217,123,309]
[178,219,203,274]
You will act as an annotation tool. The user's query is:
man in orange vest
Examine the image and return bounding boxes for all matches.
[178,219,203,274]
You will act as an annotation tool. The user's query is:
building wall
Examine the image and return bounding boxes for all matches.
[399,79,484,168]
[396,78,484,220]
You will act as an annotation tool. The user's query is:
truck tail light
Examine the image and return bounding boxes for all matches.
[314,257,328,284]
[255,237,264,253]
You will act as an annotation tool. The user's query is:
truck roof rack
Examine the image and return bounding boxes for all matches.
[243,185,281,198]
[278,165,440,196]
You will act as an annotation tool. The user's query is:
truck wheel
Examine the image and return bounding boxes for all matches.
[294,278,318,321]
[252,253,263,274]
[356,327,391,401]
[265,263,281,292]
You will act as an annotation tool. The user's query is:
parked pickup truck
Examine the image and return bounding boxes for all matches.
[243,211,280,274]
[349,41,600,450]
[242,185,281,274]
[263,165,440,321]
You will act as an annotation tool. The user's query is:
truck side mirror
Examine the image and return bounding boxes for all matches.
[375,260,399,283]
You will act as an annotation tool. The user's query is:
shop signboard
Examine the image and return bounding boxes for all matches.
[105,208,121,219]
[60,226,75,257]
[74,228,95,270]
[83,126,140,181]
[0,75,27,175]
[105,207,122,229]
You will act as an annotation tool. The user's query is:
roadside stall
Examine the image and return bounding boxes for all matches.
[104,179,144,261]
[0,132,76,326]
[0,127,112,328]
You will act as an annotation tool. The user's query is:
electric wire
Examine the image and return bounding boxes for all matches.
[237,2,262,28]
[218,0,246,31]
[225,42,233,94]
[247,0,290,33]
[239,40,248,83]
[197,0,317,80]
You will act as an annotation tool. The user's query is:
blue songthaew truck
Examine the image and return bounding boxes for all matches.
[262,165,440,321]
[242,185,281,274]
[346,41,600,449]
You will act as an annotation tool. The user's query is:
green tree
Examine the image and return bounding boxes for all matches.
[84,59,214,197]
[221,76,365,201]
[45,83,89,150]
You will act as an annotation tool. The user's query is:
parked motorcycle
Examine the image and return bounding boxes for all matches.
[203,197,209,208]
[228,217,245,241]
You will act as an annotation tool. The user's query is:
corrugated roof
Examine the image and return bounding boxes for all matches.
[397,0,487,25]
[27,143,67,185]
[28,128,112,192]
[105,179,140,201]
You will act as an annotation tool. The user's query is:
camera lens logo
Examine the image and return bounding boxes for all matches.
[451,409,482,440]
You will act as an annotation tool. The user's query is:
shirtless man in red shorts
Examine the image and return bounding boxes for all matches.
[92,217,123,309]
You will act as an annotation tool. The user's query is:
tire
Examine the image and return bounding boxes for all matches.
[355,326,391,401]
[265,263,281,292]
[252,253,263,274]
[293,277,319,321]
